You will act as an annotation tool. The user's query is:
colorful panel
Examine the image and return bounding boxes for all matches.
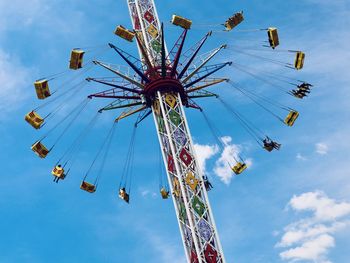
[198,219,212,242]
[192,196,205,217]
[168,155,175,173]
[179,201,187,221]
[157,116,165,132]
[185,172,199,191]
[165,94,177,108]
[204,245,218,263]
[151,40,161,53]
[174,128,187,146]
[169,110,181,126]
[180,148,192,166]
[190,250,199,263]
[147,24,158,38]
[173,177,181,197]
[144,10,154,23]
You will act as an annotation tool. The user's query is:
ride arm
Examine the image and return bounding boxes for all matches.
[184,62,232,88]
[186,78,228,94]
[109,43,150,83]
[178,31,212,80]
[182,45,227,84]
[92,60,144,88]
[116,105,147,122]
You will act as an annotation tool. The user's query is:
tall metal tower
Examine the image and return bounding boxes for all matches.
[125,0,226,262]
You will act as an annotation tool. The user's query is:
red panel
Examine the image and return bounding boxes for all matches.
[144,11,154,23]
[168,155,174,173]
[190,250,199,263]
[180,148,192,166]
[205,245,218,263]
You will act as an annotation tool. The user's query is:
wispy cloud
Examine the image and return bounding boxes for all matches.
[315,143,329,155]
[276,191,350,263]
[296,153,307,161]
[0,49,32,117]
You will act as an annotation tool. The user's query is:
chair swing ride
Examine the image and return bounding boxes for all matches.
[25,0,312,262]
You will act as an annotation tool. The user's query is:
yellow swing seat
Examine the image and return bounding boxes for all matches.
[25,110,44,129]
[294,51,305,70]
[171,15,192,29]
[284,110,299,126]
[267,28,279,49]
[114,25,135,42]
[69,49,85,70]
[232,162,247,175]
[224,12,244,31]
[31,141,49,158]
[52,165,66,180]
[34,79,51,100]
[80,181,96,193]
[160,188,170,199]
[119,188,130,203]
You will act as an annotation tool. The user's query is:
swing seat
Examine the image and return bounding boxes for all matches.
[267,28,279,49]
[284,110,299,126]
[31,141,49,158]
[69,49,85,70]
[224,12,244,31]
[114,25,135,42]
[264,144,274,152]
[119,188,130,203]
[160,188,170,199]
[294,51,305,70]
[34,79,51,100]
[232,162,247,175]
[25,110,44,129]
[80,181,96,193]
[171,15,192,29]
[52,165,66,179]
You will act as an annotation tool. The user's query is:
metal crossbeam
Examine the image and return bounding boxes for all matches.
[185,62,232,88]
[92,60,144,88]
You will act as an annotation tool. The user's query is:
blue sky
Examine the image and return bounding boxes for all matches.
[0,0,350,262]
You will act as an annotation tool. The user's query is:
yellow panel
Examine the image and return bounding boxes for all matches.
[173,177,181,197]
[185,172,199,191]
[52,165,65,179]
[153,100,160,115]
[147,24,159,39]
[165,94,177,108]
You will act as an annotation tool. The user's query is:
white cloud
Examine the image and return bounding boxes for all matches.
[315,143,329,155]
[193,143,219,174]
[213,136,252,185]
[0,49,32,117]
[296,153,307,161]
[276,191,350,263]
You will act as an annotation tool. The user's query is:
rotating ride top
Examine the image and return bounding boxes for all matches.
[25,0,313,262]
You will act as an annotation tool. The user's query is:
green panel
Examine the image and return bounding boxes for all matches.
[151,40,161,53]
[192,196,205,217]
[157,116,165,132]
[179,201,187,221]
[169,110,181,126]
